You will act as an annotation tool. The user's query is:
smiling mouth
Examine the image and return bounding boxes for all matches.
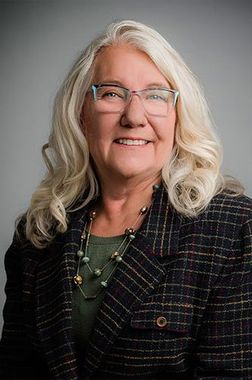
[115,139,149,146]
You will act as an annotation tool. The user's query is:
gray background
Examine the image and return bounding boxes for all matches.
[0,0,252,330]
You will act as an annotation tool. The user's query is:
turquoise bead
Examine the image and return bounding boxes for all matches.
[94,268,102,277]
[82,256,90,263]
[77,250,84,258]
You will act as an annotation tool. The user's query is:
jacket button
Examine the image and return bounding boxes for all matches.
[156,316,168,328]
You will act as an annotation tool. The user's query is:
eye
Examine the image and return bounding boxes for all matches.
[145,90,168,102]
[103,91,121,98]
[149,94,164,100]
[97,86,126,101]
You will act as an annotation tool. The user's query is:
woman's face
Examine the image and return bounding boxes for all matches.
[83,44,177,185]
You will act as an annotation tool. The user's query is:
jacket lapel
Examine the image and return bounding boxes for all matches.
[82,185,182,377]
[35,209,88,379]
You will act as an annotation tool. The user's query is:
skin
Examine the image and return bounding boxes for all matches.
[82,44,177,235]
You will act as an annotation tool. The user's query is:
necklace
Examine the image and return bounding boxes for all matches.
[73,184,160,300]
[73,205,148,300]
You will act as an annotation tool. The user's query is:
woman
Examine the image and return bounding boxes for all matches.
[0,20,251,380]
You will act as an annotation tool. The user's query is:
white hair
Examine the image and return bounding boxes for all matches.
[24,19,243,248]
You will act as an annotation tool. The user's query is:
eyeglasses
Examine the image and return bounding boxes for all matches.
[90,83,179,116]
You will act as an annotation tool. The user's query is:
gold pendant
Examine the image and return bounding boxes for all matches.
[73,274,83,285]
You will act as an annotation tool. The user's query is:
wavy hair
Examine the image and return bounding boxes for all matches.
[24,19,242,248]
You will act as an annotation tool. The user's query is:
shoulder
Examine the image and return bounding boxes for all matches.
[205,191,252,224]
[188,191,252,249]
[176,191,252,243]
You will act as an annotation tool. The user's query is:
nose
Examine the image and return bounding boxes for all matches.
[120,94,148,128]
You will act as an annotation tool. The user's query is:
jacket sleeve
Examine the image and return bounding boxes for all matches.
[195,217,252,379]
[0,230,51,379]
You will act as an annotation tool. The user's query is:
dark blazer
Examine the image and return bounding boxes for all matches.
[1,185,252,379]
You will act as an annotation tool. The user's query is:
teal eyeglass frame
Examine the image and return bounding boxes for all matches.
[91,83,179,108]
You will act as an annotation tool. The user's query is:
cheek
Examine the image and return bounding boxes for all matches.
[81,99,96,134]
[82,111,97,141]
[158,111,176,146]
[168,111,177,144]
[84,112,120,142]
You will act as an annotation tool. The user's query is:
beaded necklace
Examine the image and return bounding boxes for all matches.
[73,184,159,300]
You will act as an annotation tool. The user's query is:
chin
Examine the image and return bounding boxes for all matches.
[113,165,155,180]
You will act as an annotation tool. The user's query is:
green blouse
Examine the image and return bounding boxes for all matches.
[72,233,125,351]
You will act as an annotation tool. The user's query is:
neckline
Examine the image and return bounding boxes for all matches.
[88,233,125,245]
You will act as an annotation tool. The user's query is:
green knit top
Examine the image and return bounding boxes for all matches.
[72,233,125,351]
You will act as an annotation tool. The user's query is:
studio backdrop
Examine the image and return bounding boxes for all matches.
[0,0,252,330]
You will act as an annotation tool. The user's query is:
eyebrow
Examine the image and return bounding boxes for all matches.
[146,82,170,88]
[96,80,170,89]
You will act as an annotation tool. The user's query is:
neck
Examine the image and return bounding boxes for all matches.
[100,175,160,215]
[91,176,161,236]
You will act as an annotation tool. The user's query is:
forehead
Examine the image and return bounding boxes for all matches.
[93,44,169,86]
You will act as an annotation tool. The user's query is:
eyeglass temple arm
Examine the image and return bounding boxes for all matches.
[173,90,179,106]
[91,85,98,101]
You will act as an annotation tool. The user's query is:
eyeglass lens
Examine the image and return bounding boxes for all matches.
[92,85,177,116]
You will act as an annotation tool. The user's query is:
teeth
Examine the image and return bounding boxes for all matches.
[117,139,148,146]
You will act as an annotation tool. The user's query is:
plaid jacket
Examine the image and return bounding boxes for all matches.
[0,185,252,379]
